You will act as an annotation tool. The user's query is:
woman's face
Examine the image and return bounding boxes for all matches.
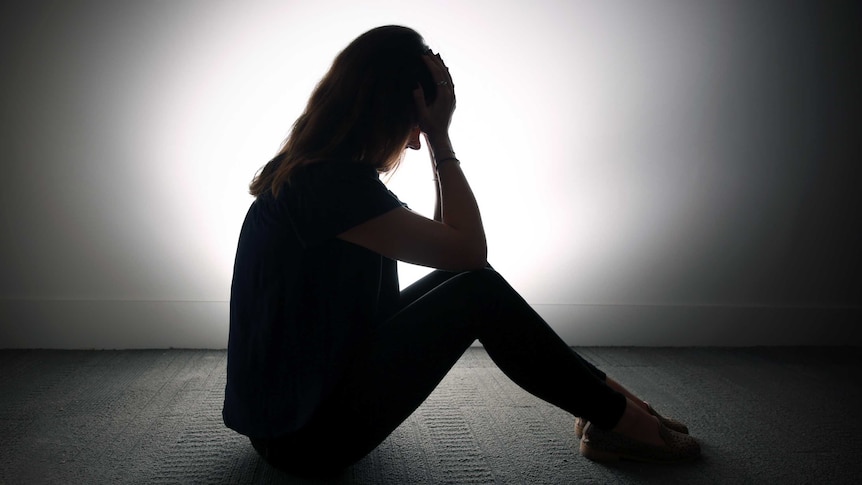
[406,126,421,150]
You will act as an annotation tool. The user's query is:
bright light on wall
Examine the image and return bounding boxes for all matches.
[126,0,721,302]
[5,0,854,317]
[4,0,860,347]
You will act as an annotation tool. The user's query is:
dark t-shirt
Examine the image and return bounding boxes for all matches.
[223,160,405,439]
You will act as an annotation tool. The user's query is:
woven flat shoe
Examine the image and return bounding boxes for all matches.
[579,421,701,464]
[576,404,688,439]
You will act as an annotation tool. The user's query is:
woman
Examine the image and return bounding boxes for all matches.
[223,25,699,477]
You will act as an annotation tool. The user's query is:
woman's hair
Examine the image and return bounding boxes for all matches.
[249,25,437,197]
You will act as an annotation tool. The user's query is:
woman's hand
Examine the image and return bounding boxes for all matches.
[339,52,486,271]
[413,53,456,143]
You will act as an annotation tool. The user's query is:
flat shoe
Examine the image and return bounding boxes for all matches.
[576,404,688,439]
[579,421,700,464]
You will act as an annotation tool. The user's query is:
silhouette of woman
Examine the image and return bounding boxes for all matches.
[223,25,699,477]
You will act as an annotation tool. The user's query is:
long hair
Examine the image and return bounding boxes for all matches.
[249,25,437,198]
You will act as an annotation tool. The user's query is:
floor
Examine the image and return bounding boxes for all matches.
[1,347,861,483]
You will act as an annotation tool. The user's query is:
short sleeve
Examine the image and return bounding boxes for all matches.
[279,161,405,247]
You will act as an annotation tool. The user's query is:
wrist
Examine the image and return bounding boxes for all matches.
[425,133,454,159]
[434,156,460,171]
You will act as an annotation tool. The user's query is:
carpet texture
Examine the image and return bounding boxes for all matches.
[2,347,861,483]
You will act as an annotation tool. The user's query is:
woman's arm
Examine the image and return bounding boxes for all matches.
[433,174,442,223]
[337,136,487,271]
[338,53,487,271]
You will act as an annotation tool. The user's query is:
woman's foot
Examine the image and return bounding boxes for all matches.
[613,398,666,447]
[579,377,689,437]
[575,403,688,439]
[580,421,701,464]
[578,398,700,463]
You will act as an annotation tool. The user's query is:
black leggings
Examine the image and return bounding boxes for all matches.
[251,268,627,477]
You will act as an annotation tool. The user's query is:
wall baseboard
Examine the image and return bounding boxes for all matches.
[0,300,229,350]
[1,300,859,349]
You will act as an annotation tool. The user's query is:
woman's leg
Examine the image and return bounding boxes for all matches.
[411,271,662,433]
[384,268,628,430]
[256,268,630,476]
[399,269,610,382]
[404,271,657,418]
[397,269,458,308]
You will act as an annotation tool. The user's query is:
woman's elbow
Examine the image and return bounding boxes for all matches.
[470,245,489,270]
[450,243,487,271]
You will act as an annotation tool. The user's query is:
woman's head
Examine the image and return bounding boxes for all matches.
[250,25,436,197]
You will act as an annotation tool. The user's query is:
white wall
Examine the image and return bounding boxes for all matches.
[1,0,860,348]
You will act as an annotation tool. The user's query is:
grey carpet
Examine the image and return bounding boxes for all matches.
[2,347,861,484]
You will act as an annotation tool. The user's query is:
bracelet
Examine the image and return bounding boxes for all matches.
[435,156,460,170]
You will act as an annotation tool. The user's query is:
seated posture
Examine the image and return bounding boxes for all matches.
[223,25,700,477]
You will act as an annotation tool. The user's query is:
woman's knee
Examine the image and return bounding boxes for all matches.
[445,267,514,305]
[452,267,500,286]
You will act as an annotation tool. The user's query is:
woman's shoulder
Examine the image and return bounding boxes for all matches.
[284,159,380,194]
[298,159,377,179]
